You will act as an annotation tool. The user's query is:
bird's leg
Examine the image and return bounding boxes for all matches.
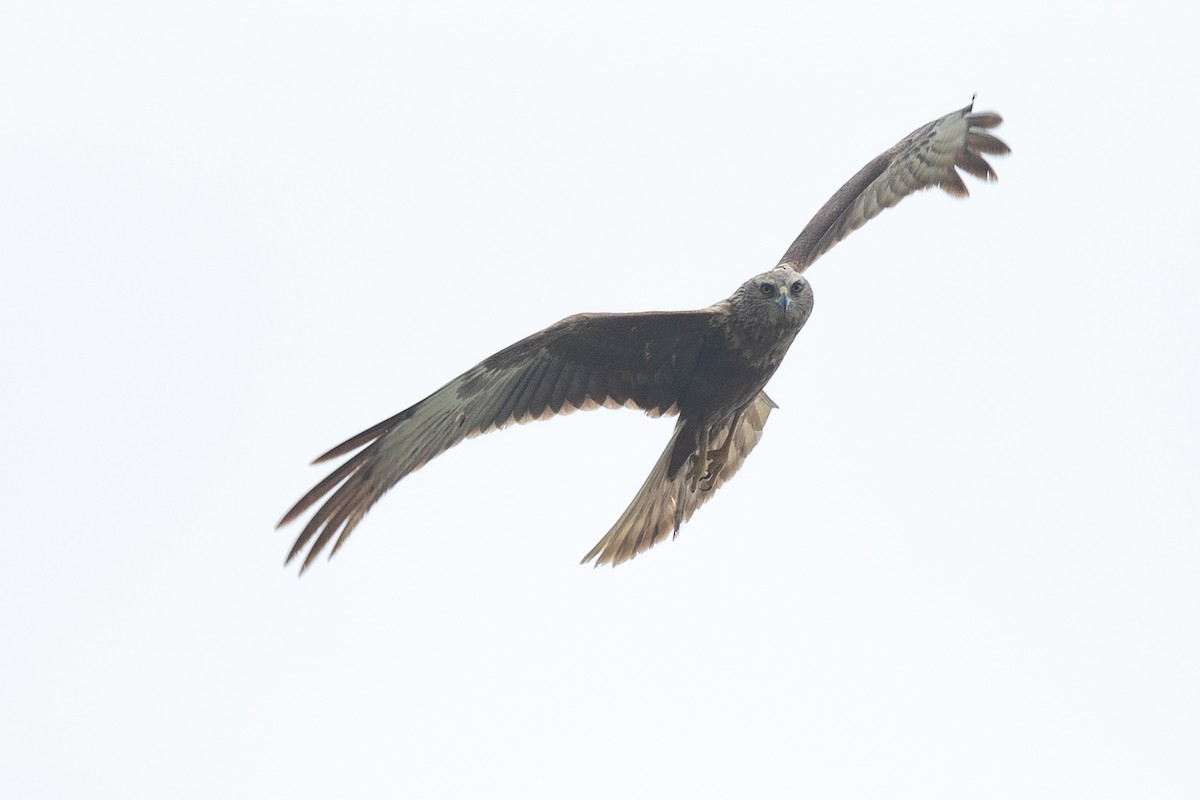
[685,425,712,493]
[698,408,743,492]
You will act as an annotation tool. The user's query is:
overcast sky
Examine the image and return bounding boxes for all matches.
[3,1,1198,798]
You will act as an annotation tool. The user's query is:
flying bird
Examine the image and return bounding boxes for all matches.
[279,100,1010,571]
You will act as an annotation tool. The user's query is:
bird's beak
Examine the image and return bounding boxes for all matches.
[774,287,791,310]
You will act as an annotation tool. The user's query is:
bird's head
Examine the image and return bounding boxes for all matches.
[734,267,813,328]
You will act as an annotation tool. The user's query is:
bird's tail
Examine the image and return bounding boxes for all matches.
[581,391,778,566]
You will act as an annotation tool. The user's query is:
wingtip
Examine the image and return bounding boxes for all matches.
[284,533,312,570]
[580,547,625,568]
[311,442,343,465]
[300,549,320,574]
[276,503,305,529]
[939,171,970,198]
[283,550,307,576]
[966,112,1005,131]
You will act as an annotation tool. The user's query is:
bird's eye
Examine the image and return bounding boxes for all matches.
[790,281,804,295]
[759,283,775,297]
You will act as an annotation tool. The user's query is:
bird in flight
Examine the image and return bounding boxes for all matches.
[279,101,1009,572]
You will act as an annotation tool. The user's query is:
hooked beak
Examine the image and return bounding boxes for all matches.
[774,287,791,310]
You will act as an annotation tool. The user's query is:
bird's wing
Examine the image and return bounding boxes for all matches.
[777,101,1009,272]
[279,309,719,572]
[581,390,777,566]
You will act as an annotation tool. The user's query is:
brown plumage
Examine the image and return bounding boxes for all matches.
[279,100,1009,571]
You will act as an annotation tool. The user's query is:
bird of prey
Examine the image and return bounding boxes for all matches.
[279,100,1009,572]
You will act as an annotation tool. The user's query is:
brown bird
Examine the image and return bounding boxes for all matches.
[279,100,1009,571]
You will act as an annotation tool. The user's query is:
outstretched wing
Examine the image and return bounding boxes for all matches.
[581,390,777,566]
[777,101,1010,272]
[279,309,721,572]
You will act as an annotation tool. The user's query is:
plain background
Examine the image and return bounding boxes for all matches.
[3,1,1197,798]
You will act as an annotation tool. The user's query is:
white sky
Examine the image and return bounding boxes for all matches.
[3,1,1198,798]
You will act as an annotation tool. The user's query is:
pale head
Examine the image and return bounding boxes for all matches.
[731,266,814,329]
